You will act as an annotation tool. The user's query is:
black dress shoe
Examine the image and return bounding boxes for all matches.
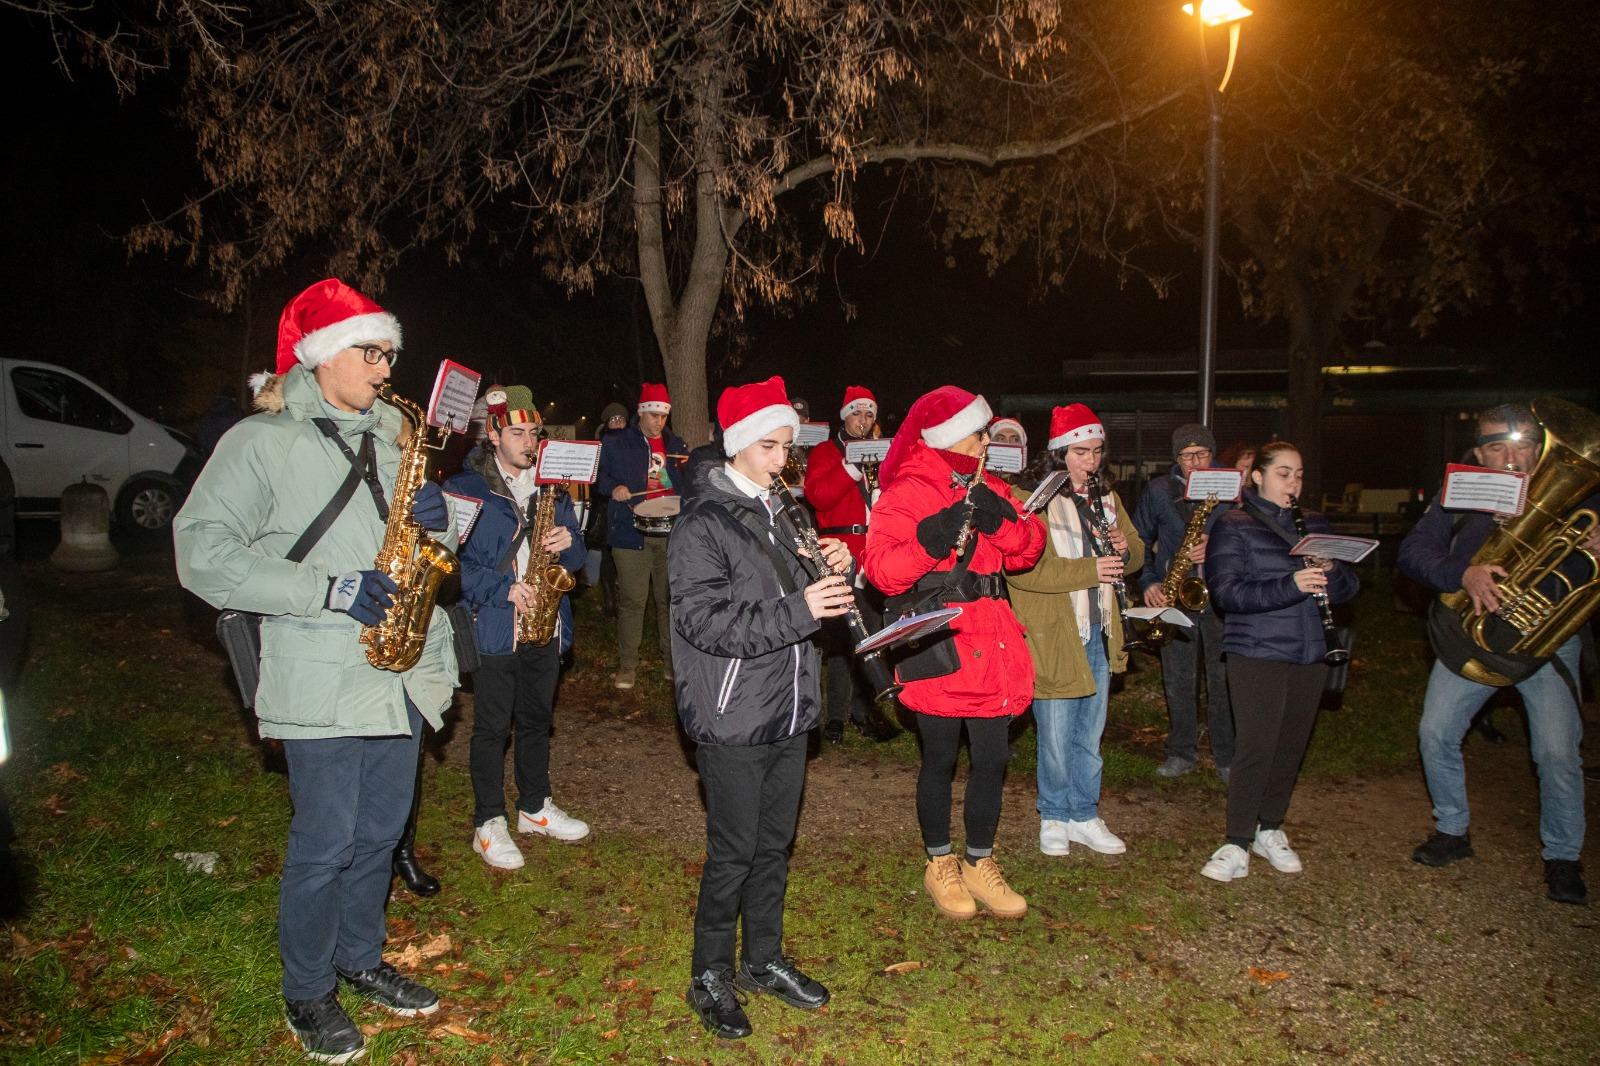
[336,962,440,1017]
[285,992,364,1063]
[822,720,845,744]
[852,714,900,743]
[392,843,441,898]
[1411,830,1473,867]
[687,968,752,1038]
[734,955,830,1010]
[1545,859,1588,905]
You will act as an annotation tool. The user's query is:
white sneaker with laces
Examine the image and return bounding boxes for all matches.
[1039,820,1070,857]
[518,798,591,843]
[1065,817,1126,855]
[473,816,524,870]
[1250,828,1303,874]
[1201,843,1249,883]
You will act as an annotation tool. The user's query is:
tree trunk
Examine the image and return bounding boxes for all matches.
[1283,296,1341,505]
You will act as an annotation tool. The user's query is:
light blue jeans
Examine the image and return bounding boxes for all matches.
[1034,633,1110,823]
[1417,635,1585,861]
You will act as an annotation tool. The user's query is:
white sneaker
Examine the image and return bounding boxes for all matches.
[518,798,591,843]
[1039,820,1070,857]
[1201,843,1249,883]
[1251,828,1303,874]
[1065,817,1126,855]
[473,816,524,870]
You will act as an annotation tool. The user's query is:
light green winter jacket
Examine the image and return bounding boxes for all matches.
[174,365,458,739]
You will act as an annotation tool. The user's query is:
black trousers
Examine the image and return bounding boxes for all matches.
[824,587,884,725]
[469,639,561,828]
[691,732,808,976]
[1224,655,1327,843]
[914,713,1011,852]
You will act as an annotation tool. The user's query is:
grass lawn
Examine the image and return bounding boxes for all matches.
[1,564,1595,1064]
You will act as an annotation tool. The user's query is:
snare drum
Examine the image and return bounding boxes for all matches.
[632,494,681,536]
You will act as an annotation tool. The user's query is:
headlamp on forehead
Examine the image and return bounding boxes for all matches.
[1476,423,1530,447]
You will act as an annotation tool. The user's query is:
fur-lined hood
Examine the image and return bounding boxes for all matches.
[246,364,400,442]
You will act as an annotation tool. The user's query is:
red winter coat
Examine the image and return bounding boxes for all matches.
[803,438,871,559]
[862,440,1046,718]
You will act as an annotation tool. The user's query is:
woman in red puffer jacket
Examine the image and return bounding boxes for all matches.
[862,386,1045,921]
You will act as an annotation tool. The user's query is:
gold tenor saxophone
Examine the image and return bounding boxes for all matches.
[1142,494,1217,649]
[515,485,577,647]
[360,386,459,672]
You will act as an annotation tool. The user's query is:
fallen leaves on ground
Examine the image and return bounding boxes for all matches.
[882,961,924,975]
[383,932,455,970]
[1248,967,1292,985]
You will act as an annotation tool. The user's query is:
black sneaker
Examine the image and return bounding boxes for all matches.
[822,721,845,744]
[686,968,752,1039]
[1411,830,1474,868]
[1545,859,1588,905]
[735,955,830,1010]
[285,993,365,1063]
[336,962,441,1017]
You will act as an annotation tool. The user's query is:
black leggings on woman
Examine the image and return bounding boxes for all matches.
[1224,656,1327,845]
[914,713,1012,855]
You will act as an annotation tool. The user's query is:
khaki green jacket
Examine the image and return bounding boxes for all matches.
[174,366,458,739]
[1005,487,1145,700]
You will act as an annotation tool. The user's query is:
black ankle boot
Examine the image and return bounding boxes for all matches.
[392,755,441,897]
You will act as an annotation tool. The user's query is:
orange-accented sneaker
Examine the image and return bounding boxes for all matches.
[923,854,977,920]
[961,856,1027,918]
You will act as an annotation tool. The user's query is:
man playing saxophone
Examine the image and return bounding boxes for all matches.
[1399,402,1599,905]
[445,385,590,871]
[1133,424,1236,783]
[175,279,457,1062]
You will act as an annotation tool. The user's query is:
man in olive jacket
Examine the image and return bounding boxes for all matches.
[174,280,457,1063]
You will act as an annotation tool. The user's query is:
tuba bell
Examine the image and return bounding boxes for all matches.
[1435,396,1600,686]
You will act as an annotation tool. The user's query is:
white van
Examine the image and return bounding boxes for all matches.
[1,359,198,532]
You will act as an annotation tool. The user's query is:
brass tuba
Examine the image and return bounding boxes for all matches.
[515,484,577,647]
[360,386,460,672]
[1437,396,1600,686]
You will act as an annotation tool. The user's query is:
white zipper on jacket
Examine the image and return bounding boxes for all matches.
[788,644,801,735]
[716,657,743,715]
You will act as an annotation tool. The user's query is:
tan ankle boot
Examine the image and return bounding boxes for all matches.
[923,855,977,920]
[961,856,1027,918]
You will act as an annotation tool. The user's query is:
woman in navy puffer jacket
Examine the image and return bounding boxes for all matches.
[1200,442,1358,884]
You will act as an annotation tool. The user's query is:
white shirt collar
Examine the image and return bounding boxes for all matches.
[723,462,770,501]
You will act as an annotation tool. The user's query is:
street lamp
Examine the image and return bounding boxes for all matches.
[1183,0,1251,427]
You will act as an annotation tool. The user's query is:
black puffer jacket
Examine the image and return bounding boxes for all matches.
[669,464,822,746]
[1208,489,1359,665]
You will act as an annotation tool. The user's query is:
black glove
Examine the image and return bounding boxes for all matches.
[916,502,967,558]
[411,481,450,532]
[969,483,1016,535]
[328,570,399,626]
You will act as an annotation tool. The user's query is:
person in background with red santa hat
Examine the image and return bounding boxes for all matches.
[175,279,454,1062]
[596,383,688,690]
[804,385,899,743]
[1005,404,1145,862]
[862,386,1046,921]
[670,376,854,1039]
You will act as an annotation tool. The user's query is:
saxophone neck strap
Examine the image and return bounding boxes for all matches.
[311,418,388,522]
[496,493,542,576]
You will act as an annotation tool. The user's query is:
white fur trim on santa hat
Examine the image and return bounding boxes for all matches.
[921,394,993,451]
[723,404,801,457]
[1048,421,1105,450]
[293,311,403,369]
[638,400,671,414]
[841,397,878,420]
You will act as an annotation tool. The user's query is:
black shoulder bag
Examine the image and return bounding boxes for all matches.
[214,421,380,708]
[447,491,537,674]
[879,536,978,684]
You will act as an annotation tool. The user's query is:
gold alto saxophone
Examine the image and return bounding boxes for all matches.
[1142,494,1217,649]
[360,386,459,672]
[515,484,577,647]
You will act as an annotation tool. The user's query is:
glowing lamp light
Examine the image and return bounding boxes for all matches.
[1182,0,1253,27]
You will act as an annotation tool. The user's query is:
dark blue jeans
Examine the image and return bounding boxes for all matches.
[278,704,422,1000]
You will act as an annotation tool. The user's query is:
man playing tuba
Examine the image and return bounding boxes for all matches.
[1399,402,1599,905]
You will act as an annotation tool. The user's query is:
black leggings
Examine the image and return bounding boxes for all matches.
[914,713,1011,853]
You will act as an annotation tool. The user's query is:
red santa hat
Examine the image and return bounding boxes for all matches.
[638,383,672,415]
[252,278,401,394]
[719,376,801,456]
[988,416,1028,448]
[880,385,993,485]
[1048,403,1105,450]
[839,385,878,422]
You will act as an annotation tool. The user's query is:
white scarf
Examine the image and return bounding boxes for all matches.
[1046,488,1118,646]
[497,459,539,574]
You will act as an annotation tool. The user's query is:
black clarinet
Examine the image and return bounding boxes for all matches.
[1288,494,1349,666]
[771,477,902,701]
[1083,471,1146,652]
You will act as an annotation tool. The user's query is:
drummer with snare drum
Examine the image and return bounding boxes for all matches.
[596,383,689,690]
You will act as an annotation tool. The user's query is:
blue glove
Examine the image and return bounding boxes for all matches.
[411,481,450,532]
[328,570,398,626]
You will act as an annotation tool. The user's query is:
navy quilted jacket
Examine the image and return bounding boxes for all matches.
[1208,490,1359,665]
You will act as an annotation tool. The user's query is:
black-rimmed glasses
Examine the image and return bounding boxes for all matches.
[354,344,399,367]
